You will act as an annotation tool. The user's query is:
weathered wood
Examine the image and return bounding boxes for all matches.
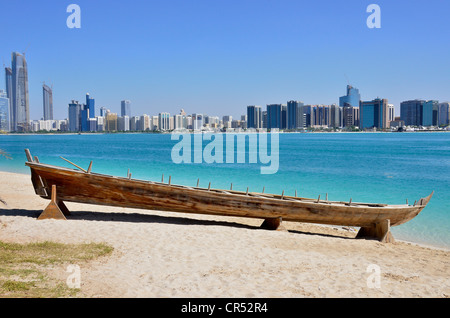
[25,149,33,162]
[24,160,434,239]
[356,219,394,243]
[57,200,71,216]
[37,185,67,220]
[87,161,93,173]
[260,217,286,231]
[60,156,87,173]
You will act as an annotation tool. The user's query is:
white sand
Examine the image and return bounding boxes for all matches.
[0,171,449,298]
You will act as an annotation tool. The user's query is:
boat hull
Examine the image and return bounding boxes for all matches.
[25,161,432,228]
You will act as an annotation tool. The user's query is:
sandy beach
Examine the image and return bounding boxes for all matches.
[0,170,449,298]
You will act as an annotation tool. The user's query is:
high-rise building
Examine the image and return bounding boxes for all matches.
[174,114,184,130]
[303,105,312,127]
[105,112,118,131]
[151,116,159,130]
[130,116,140,131]
[11,52,30,131]
[312,105,330,127]
[266,104,286,129]
[427,100,439,126]
[342,105,359,128]
[438,102,450,126]
[68,100,81,132]
[400,99,435,127]
[192,113,204,130]
[329,104,340,128]
[86,93,95,118]
[100,107,108,117]
[42,84,53,120]
[0,90,10,131]
[121,100,131,117]
[80,104,90,132]
[387,104,395,123]
[360,98,389,129]
[139,114,150,131]
[4,67,12,129]
[118,116,130,131]
[158,112,170,131]
[287,101,304,129]
[247,105,262,129]
[339,85,360,108]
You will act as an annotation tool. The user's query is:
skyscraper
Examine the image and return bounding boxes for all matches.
[159,112,170,130]
[360,98,389,129]
[68,100,81,132]
[266,104,286,130]
[400,100,435,126]
[329,104,340,128]
[0,90,10,131]
[42,84,53,120]
[105,112,118,131]
[86,93,95,118]
[80,104,90,131]
[121,100,131,117]
[247,105,262,129]
[339,85,361,108]
[438,102,450,126]
[11,52,30,131]
[4,67,12,127]
[287,100,304,129]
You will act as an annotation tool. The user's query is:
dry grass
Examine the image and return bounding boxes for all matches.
[0,241,113,298]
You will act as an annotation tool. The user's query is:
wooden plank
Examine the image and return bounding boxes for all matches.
[25,162,432,231]
[59,156,87,173]
[25,149,33,162]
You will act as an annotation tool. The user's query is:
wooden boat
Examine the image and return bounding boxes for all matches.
[24,149,433,242]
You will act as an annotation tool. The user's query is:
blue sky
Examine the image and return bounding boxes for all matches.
[1,0,449,120]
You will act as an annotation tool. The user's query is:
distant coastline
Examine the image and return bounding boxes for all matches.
[1,129,449,136]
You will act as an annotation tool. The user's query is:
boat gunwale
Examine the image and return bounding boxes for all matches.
[25,161,425,210]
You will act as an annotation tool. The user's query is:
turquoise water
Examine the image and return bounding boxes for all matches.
[1,132,449,248]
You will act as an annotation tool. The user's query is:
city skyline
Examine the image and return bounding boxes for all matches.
[0,0,449,121]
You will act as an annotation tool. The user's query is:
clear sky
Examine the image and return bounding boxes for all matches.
[1,0,449,120]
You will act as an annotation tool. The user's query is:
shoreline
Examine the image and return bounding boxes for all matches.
[1,130,450,136]
[1,170,449,297]
[1,169,448,251]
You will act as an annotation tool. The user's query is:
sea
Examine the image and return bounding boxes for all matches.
[1,132,449,249]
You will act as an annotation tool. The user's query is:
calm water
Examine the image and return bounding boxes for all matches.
[1,132,449,248]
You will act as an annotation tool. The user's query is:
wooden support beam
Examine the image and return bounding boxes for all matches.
[37,185,67,220]
[356,219,394,243]
[260,217,286,231]
[87,161,93,173]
